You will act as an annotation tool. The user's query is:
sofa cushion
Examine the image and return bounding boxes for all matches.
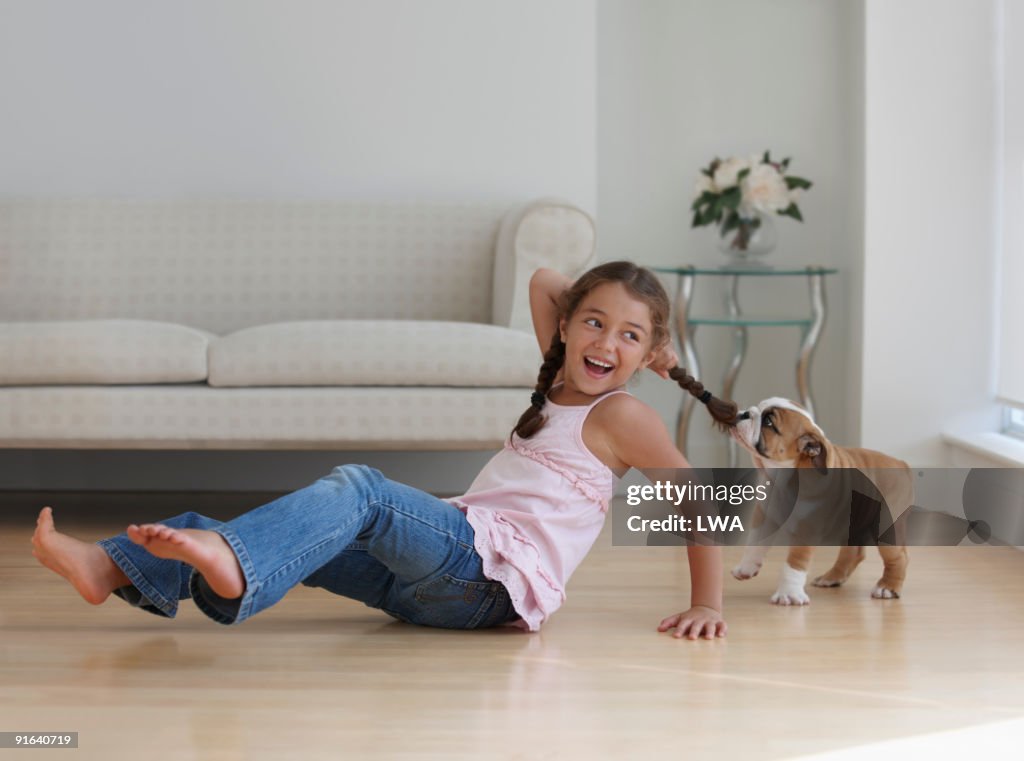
[208,320,541,387]
[0,200,505,334]
[0,386,536,449]
[0,320,212,385]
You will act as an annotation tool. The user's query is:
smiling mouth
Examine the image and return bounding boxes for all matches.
[583,356,615,377]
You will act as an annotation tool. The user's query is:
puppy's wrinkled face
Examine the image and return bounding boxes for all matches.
[731,397,827,470]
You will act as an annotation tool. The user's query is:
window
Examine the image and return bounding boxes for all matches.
[996,1,1024,414]
[1006,407,1024,439]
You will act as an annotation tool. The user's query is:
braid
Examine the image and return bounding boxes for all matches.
[667,366,740,431]
[511,332,566,440]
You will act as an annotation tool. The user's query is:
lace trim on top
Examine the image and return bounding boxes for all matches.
[506,439,609,512]
[494,513,563,594]
[452,500,565,631]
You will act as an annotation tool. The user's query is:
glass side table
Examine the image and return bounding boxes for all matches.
[652,264,839,466]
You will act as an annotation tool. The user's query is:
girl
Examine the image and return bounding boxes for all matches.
[31,261,738,639]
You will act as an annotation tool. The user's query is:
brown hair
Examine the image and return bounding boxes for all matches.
[667,367,740,432]
[511,261,739,440]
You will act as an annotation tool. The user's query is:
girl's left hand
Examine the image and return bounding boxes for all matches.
[657,606,727,640]
[648,344,680,380]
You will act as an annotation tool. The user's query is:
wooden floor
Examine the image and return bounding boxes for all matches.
[2,493,1023,760]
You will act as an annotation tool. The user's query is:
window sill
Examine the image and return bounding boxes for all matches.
[943,432,1024,467]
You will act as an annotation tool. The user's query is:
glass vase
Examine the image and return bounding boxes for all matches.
[716,212,777,262]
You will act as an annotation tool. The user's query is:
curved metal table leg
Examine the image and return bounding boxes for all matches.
[722,275,747,467]
[797,272,827,420]
[675,271,700,455]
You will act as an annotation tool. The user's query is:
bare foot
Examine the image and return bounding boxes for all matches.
[31,507,131,605]
[126,523,245,600]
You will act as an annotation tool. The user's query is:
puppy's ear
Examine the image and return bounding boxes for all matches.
[797,433,828,475]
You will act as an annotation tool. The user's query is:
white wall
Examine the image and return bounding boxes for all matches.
[0,0,596,210]
[862,0,1001,465]
[597,0,863,468]
[997,0,1024,407]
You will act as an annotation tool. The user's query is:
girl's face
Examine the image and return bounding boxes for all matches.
[558,281,658,401]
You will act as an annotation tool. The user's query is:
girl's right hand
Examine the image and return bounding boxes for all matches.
[657,606,727,640]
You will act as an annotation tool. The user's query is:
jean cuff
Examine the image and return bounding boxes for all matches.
[188,571,243,625]
[96,539,179,618]
[188,524,259,625]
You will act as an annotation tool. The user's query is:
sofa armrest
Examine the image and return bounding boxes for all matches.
[491,199,596,332]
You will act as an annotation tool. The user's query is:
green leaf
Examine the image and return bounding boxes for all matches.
[701,168,713,178]
[721,186,741,210]
[762,150,771,164]
[780,203,804,222]
[781,157,791,170]
[785,176,812,190]
[691,210,702,228]
[721,211,741,235]
[712,194,725,218]
[691,190,715,211]
[737,168,750,183]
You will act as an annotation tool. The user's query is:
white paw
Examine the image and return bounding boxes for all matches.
[770,588,810,606]
[770,565,809,605]
[871,586,900,599]
[731,560,762,580]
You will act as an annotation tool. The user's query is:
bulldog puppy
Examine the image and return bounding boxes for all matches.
[729,397,912,604]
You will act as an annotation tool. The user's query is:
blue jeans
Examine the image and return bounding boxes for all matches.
[96,465,519,630]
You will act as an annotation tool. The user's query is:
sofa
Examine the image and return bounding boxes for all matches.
[0,198,595,450]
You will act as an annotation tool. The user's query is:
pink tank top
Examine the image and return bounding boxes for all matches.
[445,386,628,631]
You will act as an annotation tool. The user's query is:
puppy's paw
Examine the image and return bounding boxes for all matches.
[871,585,901,599]
[771,565,809,605]
[812,572,845,588]
[770,588,810,606]
[731,560,762,580]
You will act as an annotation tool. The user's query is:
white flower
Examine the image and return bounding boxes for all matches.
[740,163,790,216]
[694,174,715,198]
[712,156,750,190]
